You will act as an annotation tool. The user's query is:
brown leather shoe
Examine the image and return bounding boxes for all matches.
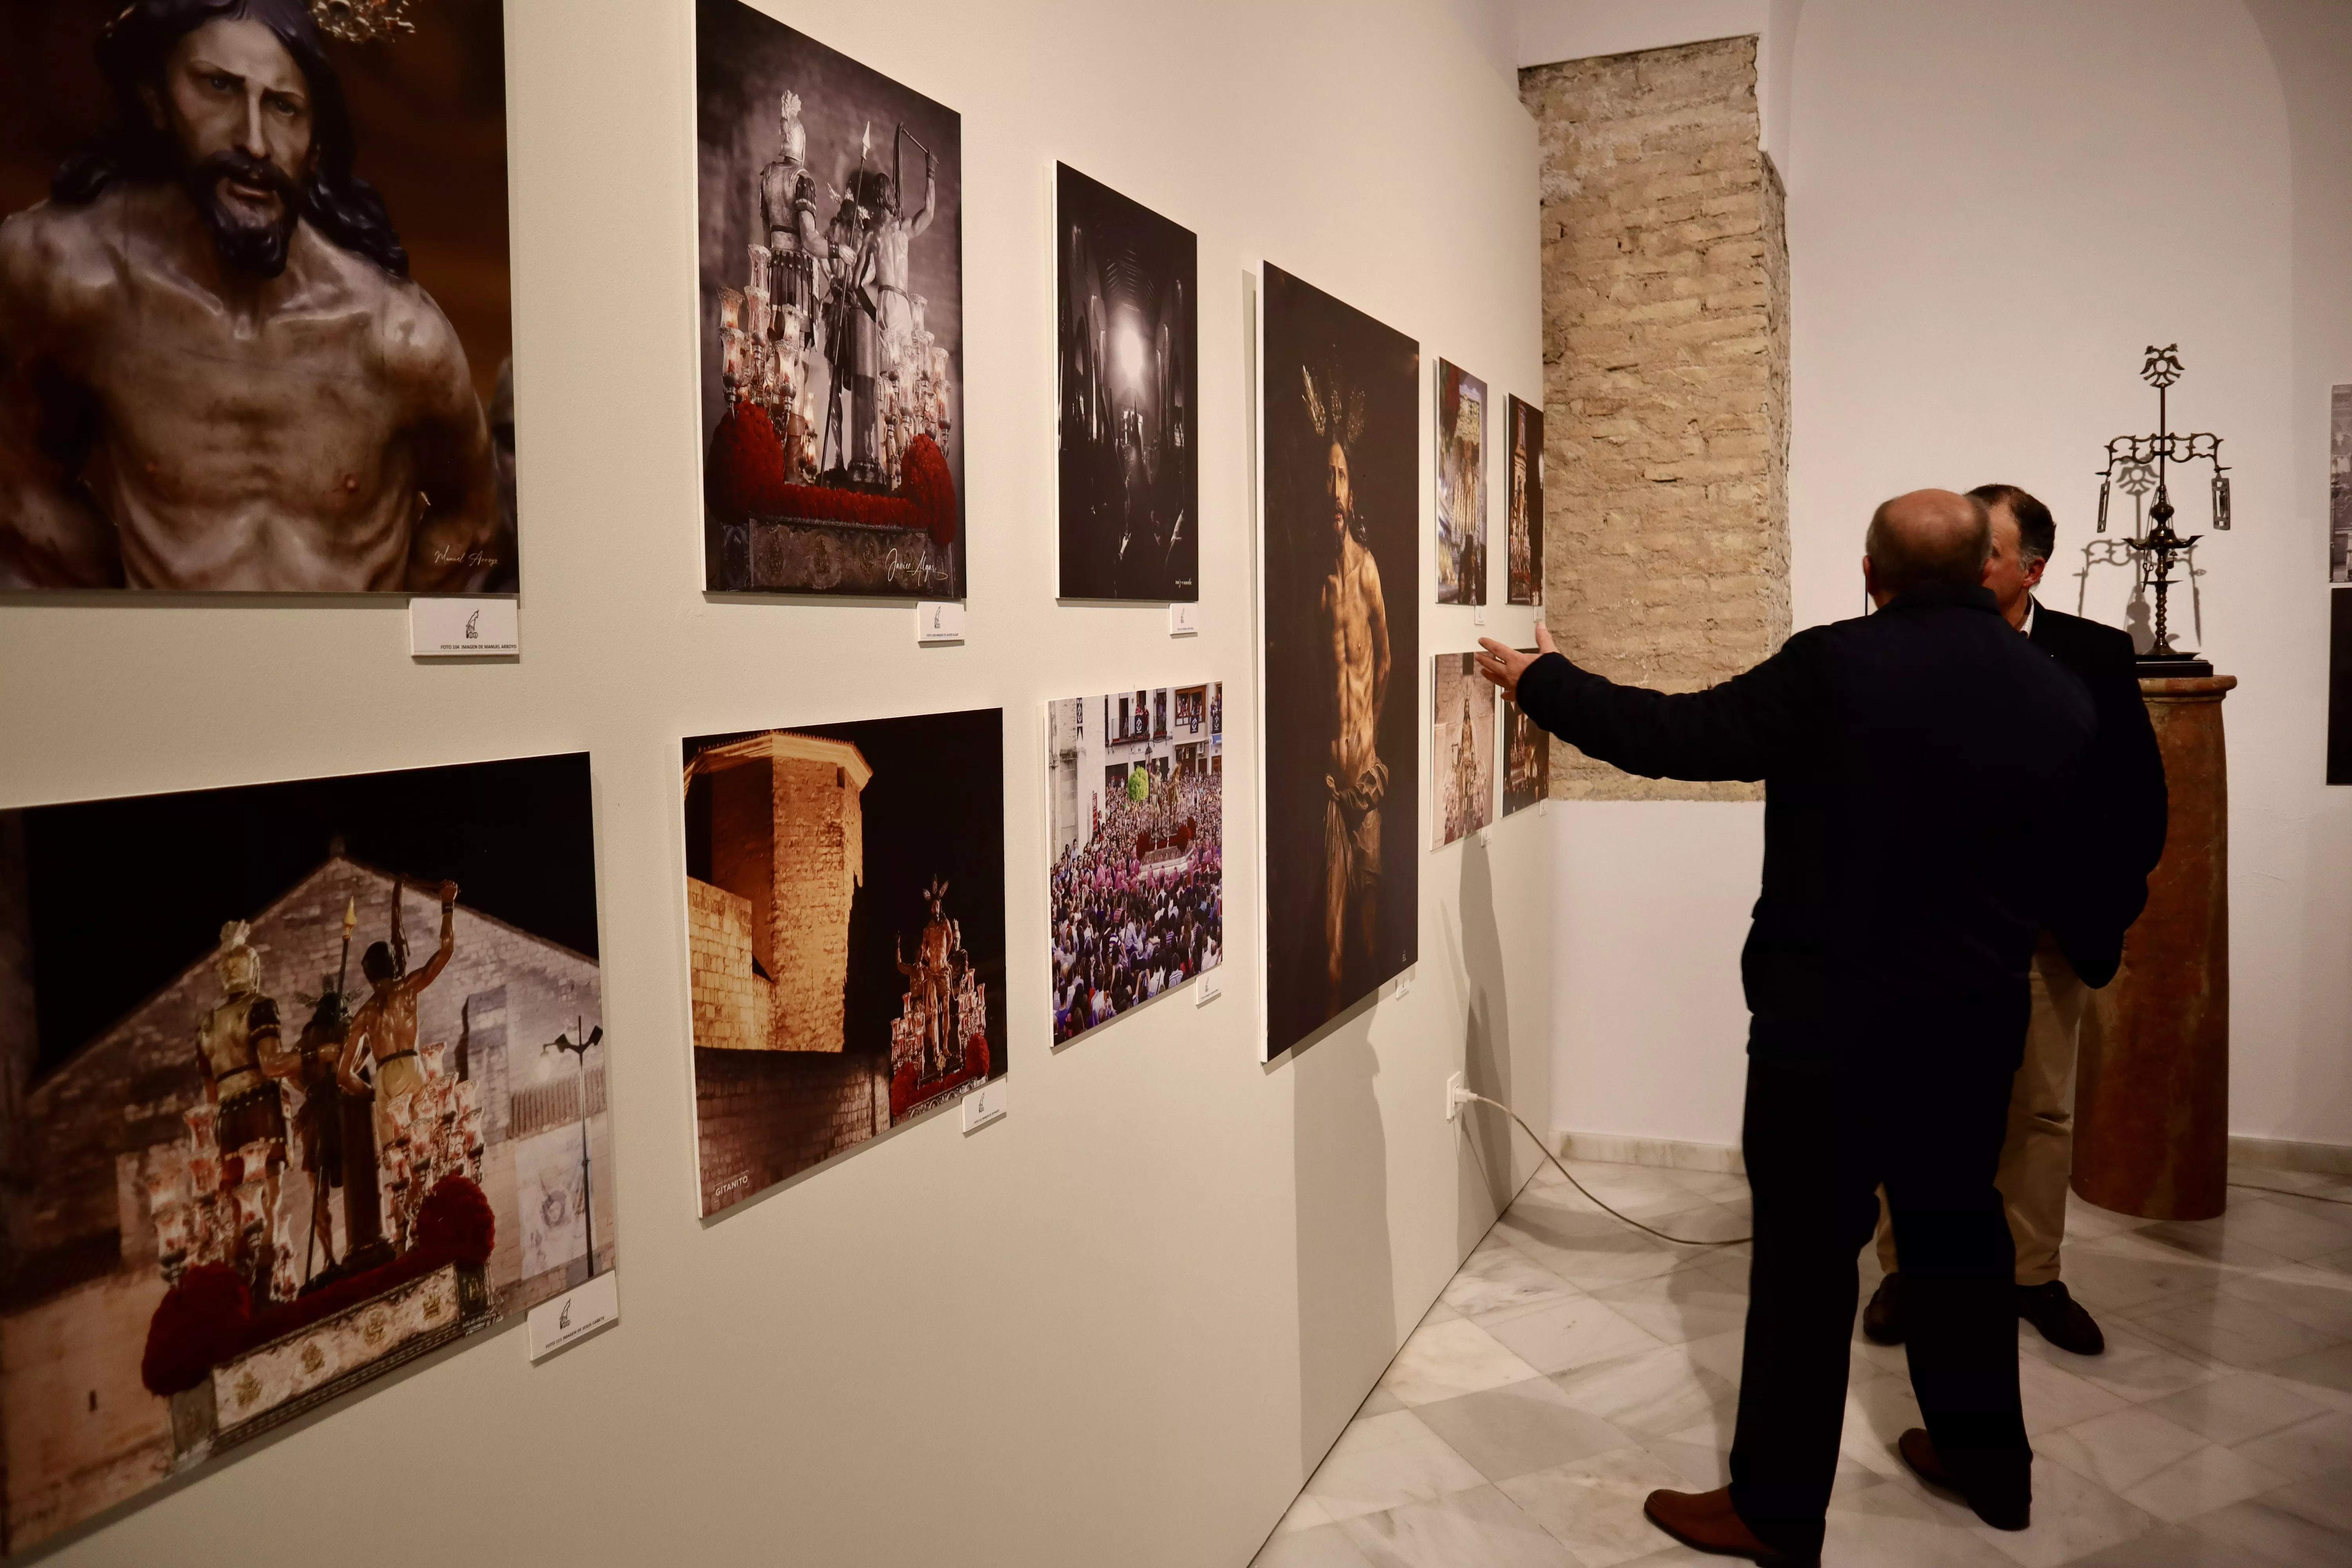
[1897,1428,2029,1531]
[1642,1487,1819,1566]
[2018,1279,2105,1355]
[1861,1271,1906,1345]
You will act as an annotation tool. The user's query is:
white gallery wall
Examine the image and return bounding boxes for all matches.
[0,2,1547,1563]
[1524,0,2352,1153]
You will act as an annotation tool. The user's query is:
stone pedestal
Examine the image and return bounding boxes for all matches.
[2073,675,2235,1220]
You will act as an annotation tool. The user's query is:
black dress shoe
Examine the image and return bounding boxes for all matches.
[1897,1428,2030,1531]
[1862,1272,1906,1345]
[2017,1279,2105,1355]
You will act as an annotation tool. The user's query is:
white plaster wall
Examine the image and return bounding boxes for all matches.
[0,2,1548,1563]
[1526,0,2352,1151]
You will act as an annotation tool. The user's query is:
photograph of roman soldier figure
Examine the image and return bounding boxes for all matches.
[1436,359,1486,606]
[696,0,965,598]
[1501,651,1550,816]
[1045,683,1223,1045]
[1507,394,1543,606]
[1259,263,1419,1059]
[1431,652,1495,848]
[1056,162,1197,601]
[0,752,607,1550]
[0,0,519,592]
[681,708,1005,1216]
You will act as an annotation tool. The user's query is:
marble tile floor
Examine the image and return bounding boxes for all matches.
[1252,1157,2352,1568]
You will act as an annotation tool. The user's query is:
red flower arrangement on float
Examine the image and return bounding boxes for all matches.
[141,1175,496,1397]
[705,405,956,549]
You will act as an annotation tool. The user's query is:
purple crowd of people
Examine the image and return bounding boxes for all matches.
[1051,774,1223,1044]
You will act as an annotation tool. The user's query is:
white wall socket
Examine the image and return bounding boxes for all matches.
[1445,1071,1466,1122]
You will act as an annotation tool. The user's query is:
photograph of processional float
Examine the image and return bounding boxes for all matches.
[0,753,608,1551]
[696,0,965,598]
[1044,684,1224,1045]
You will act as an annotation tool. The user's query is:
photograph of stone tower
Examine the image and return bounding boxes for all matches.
[682,709,1005,1216]
[0,753,608,1552]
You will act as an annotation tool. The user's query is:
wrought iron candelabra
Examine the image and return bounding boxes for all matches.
[2095,345,2230,672]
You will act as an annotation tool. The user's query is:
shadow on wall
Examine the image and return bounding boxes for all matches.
[1451,834,1519,1240]
[1291,992,1392,1474]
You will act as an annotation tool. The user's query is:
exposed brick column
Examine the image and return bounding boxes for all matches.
[1519,36,1791,801]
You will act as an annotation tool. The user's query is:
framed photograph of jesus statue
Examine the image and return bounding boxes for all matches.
[0,0,520,593]
[1258,264,1419,1059]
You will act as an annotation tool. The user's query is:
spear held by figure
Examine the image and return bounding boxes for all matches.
[301,896,360,1289]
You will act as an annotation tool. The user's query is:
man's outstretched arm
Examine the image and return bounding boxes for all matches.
[1476,625,1826,784]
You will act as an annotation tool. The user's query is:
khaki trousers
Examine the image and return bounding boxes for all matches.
[1875,932,2089,1287]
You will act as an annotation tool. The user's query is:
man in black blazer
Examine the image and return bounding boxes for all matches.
[1862,485,2168,1358]
[1478,490,2094,1565]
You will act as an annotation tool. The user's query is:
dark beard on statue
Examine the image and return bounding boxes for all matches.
[181,151,302,279]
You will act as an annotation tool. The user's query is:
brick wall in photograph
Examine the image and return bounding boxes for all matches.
[693,1047,887,1211]
[769,753,861,1053]
[687,879,769,1052]
[1520,35,1791,801]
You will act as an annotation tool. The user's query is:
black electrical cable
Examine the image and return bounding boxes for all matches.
[1459,1089,1753,1247]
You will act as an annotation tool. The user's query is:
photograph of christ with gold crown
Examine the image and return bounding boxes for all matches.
[0,0,519,593]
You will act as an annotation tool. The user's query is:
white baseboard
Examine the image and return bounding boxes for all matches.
[1556,1132,2349,1180]
[2230,1136,2352,1178]
[1554,1130,1746,1175]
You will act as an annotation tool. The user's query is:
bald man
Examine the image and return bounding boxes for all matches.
[1480,490,2094,1565]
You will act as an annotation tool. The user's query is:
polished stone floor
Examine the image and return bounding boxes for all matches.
[1253,1156,2352,1567]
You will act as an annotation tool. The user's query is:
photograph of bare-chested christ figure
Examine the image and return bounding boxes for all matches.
[1260,264,1418,1059]
[0,0,515,593]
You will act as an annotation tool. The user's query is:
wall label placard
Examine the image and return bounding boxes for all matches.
[962,1078,1007,1133]
[412,597,519,656]
[917,601,967,643]
[528,1270,621,1361]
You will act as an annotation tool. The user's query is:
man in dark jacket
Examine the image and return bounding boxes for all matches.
[1477,490,2094,1565]
[1863,485,2168,1358]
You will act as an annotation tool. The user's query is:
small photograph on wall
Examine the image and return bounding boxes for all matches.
[1431,653,1496,848]
[0,0,520,593]
[1261,263,1419,1058]
[1436,360,1487,606]
[696,0,964,598]
[682,709,1005,1215]
[1502,656,1551,815]
[2331,385,2349,584]
[1507,396,1544,606]
[1044,684,1224,1045]
[0,753,607,1550]
[1056,163,1198,601]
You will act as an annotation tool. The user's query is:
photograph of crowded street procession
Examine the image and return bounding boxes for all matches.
[1501,653,1551,816]
[1436,359,1487,606]
[0,753,608,1550]
[1506,395,1543,605]
[1260,264,1420,1059]
[682,710,1005,1216]
[1044,684,1223,1045]
[0,0,521,593]
[696,0,965,597]
[1431,652,1495,848]
[1056,162,1198,601]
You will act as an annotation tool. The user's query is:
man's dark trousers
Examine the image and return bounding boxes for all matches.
[1728,1050,2031,1558]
